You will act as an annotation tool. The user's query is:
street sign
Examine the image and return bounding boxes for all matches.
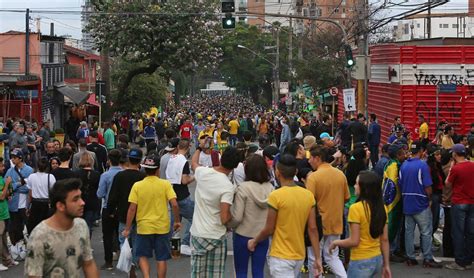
[343,88,356,112]
[329,87,338,97]
[437,84,457,93]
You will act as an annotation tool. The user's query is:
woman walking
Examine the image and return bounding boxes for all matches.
[228,154,273,278]
[26,157,56,234]
[330,171,391,278]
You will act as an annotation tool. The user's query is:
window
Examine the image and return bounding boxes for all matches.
[2,57,20,72]
[453,24,459,28]
[404,23,409,34]
[439,24,443,28]
[417,23,420,28]
[443,24,449,28]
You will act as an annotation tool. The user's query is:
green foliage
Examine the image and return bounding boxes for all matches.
[87,0,222,93]
[111,59,167,113]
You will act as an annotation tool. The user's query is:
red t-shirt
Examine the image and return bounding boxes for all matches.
[180,123,193,139]
[447,161,474,204]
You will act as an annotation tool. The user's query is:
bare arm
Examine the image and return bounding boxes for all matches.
[123,203,137,237]
[380,225,391,278]
[170,198,181,231]
[191,149,201,172]
[220,203,232,225]
[0,177,10,200]
[83,259,99,278]
[181,174,195,185]
[330,222,361,250]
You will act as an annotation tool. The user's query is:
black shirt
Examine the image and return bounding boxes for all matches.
[74,169,101,212]
[107,169,146,223]
[51,167,76,181]
[87,142,108,173]
[172,162,191,201]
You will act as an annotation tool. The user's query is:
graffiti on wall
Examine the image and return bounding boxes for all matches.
[414,69,474,86]
[415,101,461,127]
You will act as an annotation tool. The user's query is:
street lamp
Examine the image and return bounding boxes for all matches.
[237,44,279,108]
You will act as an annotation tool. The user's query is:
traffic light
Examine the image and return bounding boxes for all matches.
[344,44,354,68]
[222,15,235,29]
[221,1,235,29]
[221,0,235,13]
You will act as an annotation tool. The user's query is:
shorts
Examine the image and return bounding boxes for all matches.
[136,233,171,261]
[268,256,304,278]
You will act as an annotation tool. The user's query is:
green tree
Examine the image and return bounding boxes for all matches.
[111,59,167,113]
[87,0,222,96]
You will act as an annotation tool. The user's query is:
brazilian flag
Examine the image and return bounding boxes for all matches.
[382,159,402,243]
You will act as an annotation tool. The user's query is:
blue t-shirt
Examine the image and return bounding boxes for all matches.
[399,158,433,215]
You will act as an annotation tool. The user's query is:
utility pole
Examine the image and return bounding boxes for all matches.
[25,8,30,75]
[289,16,293,79]
[427,0,432,38]
[275,27,280,109]
[356,0,369,117]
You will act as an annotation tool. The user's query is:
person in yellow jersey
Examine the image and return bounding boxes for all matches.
[122,154,181,278]
[228,116,240,146]
[418,114,429,141]
[330,171,391,278]
[198,123,214,142]
[248,154,322,277]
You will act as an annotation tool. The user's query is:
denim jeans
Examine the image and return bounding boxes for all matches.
[431,192,442,235]
[451,204,474,267]
[118,222,138,265]
[83,210,95,237]
[347,255,382,278]
[405,207,433,260]
[170,196,194,246]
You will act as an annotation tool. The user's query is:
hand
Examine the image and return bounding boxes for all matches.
[122,228,130,238]
[173,222,182,232]
[25,209,30,217]
[329,241,338,254]
[247,239,257,252]
[382,265,391,278]
[313,257,323,277]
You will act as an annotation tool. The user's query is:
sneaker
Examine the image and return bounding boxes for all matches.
[423,259,443,268]
[406,258,419,266]
[180,244,192,256]
[0,264,8,271]
[445,262,466,270]
[100,263,113,270]
[465,265,473,270]
[432,256,442,263]
[6,261,19,267]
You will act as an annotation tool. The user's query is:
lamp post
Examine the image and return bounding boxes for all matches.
[237,44,278,107]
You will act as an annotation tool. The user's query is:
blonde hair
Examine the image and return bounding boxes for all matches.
[79,152,94,168]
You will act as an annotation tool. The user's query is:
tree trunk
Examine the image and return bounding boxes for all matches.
[100,49,112,121]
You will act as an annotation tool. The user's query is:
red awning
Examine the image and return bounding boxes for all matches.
[87,93,100,107]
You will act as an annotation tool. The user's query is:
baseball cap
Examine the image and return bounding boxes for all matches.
[320,132,333,140]
[450,144,466,155]
[165,138,180,151]
[263,145,279,161]
[128,148,143,160]
[141,154,160,169]
[410,140,422,153]
[10,148,23,158]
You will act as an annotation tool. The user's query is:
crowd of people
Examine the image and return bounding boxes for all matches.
[0,91,473,278]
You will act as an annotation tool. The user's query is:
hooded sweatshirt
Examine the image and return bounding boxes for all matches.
[228,180,273,237]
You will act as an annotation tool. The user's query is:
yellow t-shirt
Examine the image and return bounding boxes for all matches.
[128,176,176,235]
[268,185,316,260]
[228,120,240,135]
[348,201,388,261]
[419,122,429,139]
[138,119,144,131]
[306,163,350,235]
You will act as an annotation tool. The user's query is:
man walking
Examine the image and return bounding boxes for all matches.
[122,154,180,278]
[445,144,474,270]
[25,178,99,277]
[399,141,442,268]
[165,139,195,256]
[96,149,123,270]
[87,131,108,174]
[249,154,323,277]
[368,113,381,168]
[307,146,349,278]
[190,146,240,277]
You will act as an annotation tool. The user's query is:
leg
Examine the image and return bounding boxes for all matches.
[431,193,441,236]
[177,197,194,246]
[101,208,115,265]
[307,247,315,278]
[156,261,167,278]
[465,204,474,265]
[404,214,416,260]
[451,204,469,266]
[0,221,13,265]
[205,237,227,278]
[251,238,269,278]
[135,234,153,278]
[414,208,434,261]
[233,233,250,278]
[268,256,297,278]
[191,237,206,278]
[322,235,347,278]
[139,257,150,278]
[442,207,454,257]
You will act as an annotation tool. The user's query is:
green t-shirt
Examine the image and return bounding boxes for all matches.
[0,177,9,220]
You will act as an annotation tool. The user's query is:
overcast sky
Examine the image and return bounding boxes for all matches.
[0,0,469,41]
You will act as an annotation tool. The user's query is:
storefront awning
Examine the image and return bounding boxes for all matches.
[87,93,100,107]
[55,85,90,104]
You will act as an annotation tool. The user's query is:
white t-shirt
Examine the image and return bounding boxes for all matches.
[232,162,245,186]
[27,172,56,199]
[190,167,235,239]
[198,152,213,168]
